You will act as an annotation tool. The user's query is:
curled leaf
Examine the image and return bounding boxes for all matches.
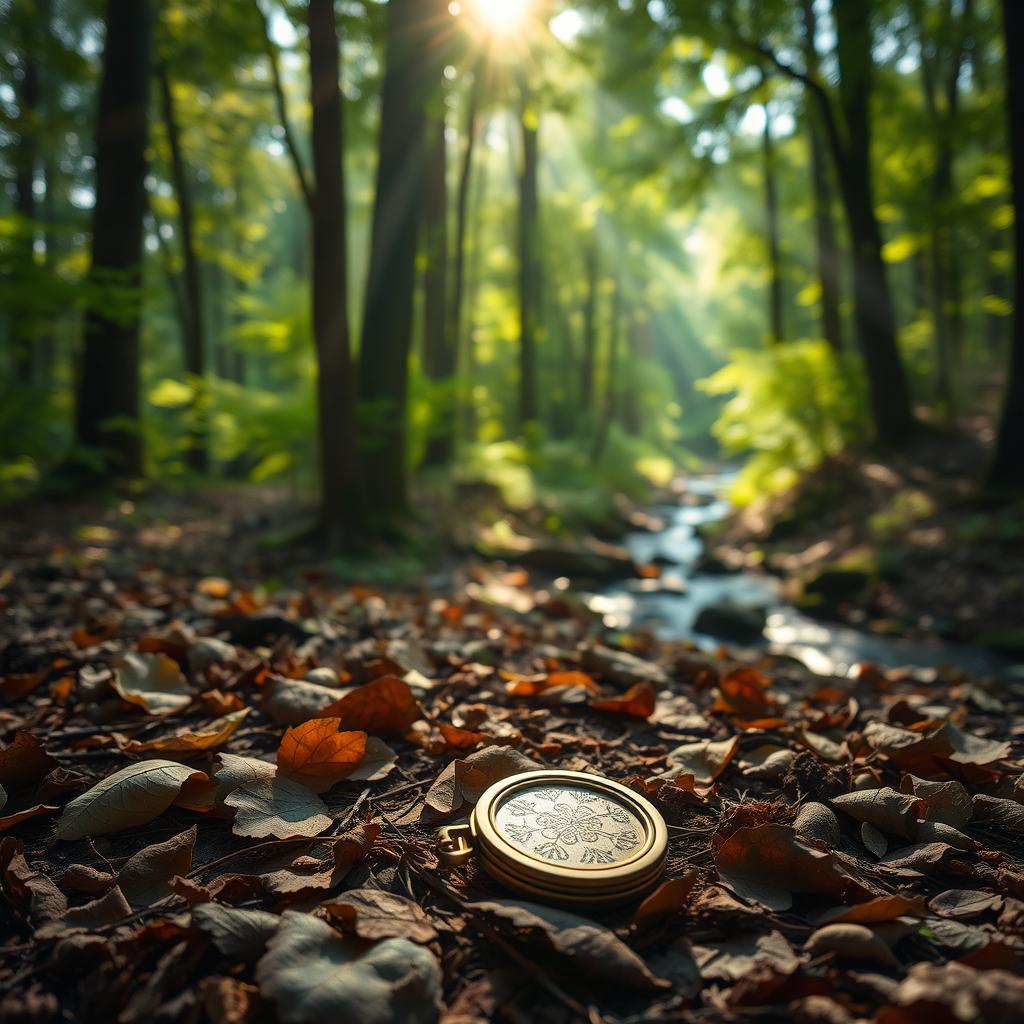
[121,709,250,754]
[277,718,367,793]
[804,923,898,966]
[665,736,738,786]
[111,652,192,716]
[832,787,920,839]
[320,676,423,736]
[224,777,332,839]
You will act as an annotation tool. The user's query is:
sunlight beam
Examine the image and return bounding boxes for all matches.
[472,0,530,35]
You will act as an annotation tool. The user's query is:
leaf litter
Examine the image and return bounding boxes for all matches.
[1,527,1023,1023]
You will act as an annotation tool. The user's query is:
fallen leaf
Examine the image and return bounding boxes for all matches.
[900,775,973,829]
[423,746,543,820]
[740,745,795,781]
[121,709,250,754]
[55,761,209,840]
[193,903,281,961]
[0,804,58,833]
[929,889,1004,919]
[804,923,898,966]
[437,722,487,750]
[972,795,1024,838]
[632,871,700,925]
[346,736,398,781]
[0,733,59,790]
[590,681,657,718]
[320,889,437,944]
[264,675,342,727]
[815,893,927,925]
[277,718,367,793]
[117,825,197,908]
[691,930,800,981]
[320,676,423,735]
[35,885,132,938]
[224,777,332,839]
[878,842,952,873]
[111,652,193,716]
[793,802,842,847]
[712,667,773,719]
[213,752,277,809]
[1,837,68,923]
[935,723,1012,766]
[256,911,442,1024]
[470,899,669,990]
[877,960,1024,1023]
[832,787,921,839]
[862,821,888,857]
[665,736,738,786]
[714,824,867,911]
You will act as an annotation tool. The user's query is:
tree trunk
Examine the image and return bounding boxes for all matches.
[930,140,958,417]
[580,238,598,415]
[800,0,843,352]
[157,63,208,473]
[831,0,915,445]
[988,0,1024,488]
[516,76,541,433]
[308,0,365,545]
[762,104,784,345]
[591,277,622,465]
[74,0,151,477]
[421,86,453,468]
[358,0,433,519]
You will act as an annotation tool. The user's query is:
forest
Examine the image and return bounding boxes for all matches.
[2,1,1024,1022]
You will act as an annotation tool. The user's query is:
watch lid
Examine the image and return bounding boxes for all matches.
[471,769,667,900]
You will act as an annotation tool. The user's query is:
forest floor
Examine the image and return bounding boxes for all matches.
[708,420,1024,656]
[3,485,1024,1023]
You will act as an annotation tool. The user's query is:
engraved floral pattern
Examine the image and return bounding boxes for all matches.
[494,785,643,865]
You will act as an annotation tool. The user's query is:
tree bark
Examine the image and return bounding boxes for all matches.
[988,0,1024,488]
[307,0,365,545]
[831,0,914,445]
[157,63,208,473]
[358,0,434,518]
[74,0,151,477]
[762,103,784,345]
[421,80,453,468]
[516,76,541,433]
[800,0,843,352]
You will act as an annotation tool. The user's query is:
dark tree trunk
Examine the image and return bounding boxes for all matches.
[358,0,434,519]
[762,105,784,345]
[421,87,453,468]
[930,141,958,417]
[988,0,1024,487]
[800,0,843,352]
[308,0,365,545]
[157,63,208,473]
[831,0,915,445]
[450,69,481,381]
[74,0,151,477]
[580,238,598,415]
[516,77,541,433]
[591,278,622,465]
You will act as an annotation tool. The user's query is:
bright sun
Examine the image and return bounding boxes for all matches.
[472,0,530,34]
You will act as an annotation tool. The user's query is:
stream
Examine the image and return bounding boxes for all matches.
[590,472,1023,681]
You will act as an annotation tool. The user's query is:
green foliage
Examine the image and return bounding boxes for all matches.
[700,341,870,505]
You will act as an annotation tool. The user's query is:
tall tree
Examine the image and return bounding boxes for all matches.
[516,74,541,432]
[580,238,599,413]
[987,0,1024,488]
[762,100,784,345]
[307,0,365,544]
[74,0,151,477]
[591,276,622,464]
[157,63,208,473]
[358,0,436,518]
[800,0,843,352]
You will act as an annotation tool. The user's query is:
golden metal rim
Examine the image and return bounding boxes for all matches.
[472,769,668,890]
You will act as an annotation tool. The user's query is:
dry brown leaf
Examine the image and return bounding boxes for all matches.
[193,903,281,961]
[691,930,800,982]
[665,736,738,786]
[972,795,1024,838]
[320,676,423,735]
[345,736,397,782]
[55,760,209,840]
[437,722,487,750]
[815,893,927,925]
[320,889,437,944]
[213,752,278,810]
[423,746,543,820]
[804,923,898,966]
[631,871,700,925]
[0,804,58,833]
[277,718,367,793]
[117,825,197,908]
[793,803,842,847]
[256,911,443,1024]
[712,667,773,719]
[876,960,1024,1023]
[862,821,888,857]
[0,733,59,790]
[900,775,973,829]
[832,787,921,839]
[121,709,250,754]
[878,841,952,873]
[35,885,132,938]
[263,675,342,727]
[1,837,68,924]
[470,899,669,990]
[111,652,192,716]
[224,777,332,839]
[929,889,1004,919]
[589,681,657,718]
[714,824,867,911]
[740,745,795,781]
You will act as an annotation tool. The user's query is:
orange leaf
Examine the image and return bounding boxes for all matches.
[320,676,422,736]
[590,681,657,719]
[712,667,773,719]
[438,722,487,750]
[546,670,600,691]
[277,718,367,793]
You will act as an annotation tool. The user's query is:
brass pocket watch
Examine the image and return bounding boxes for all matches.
[438,769,668,906]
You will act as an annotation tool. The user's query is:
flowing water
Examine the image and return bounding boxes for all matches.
[591,473,1022,681]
